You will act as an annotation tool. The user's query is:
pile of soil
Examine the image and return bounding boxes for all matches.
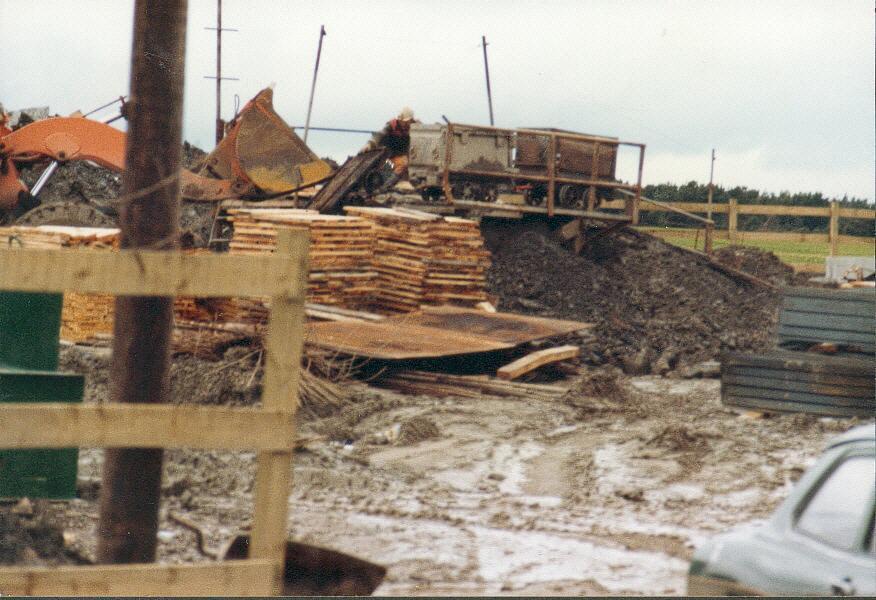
[712,245,796,285]
[483,219,782,374]
[14,142,215,246]
[0,501,86,566]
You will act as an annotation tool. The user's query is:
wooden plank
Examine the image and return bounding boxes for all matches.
[497,345,580,380]
[739,204,830,217]
[0,245,307,298]
[0,404,296,450]
[559,218,582,240]
[0,559,275,596]
[838,207,876,219]
[606,200,874,220]
[249,230,307,589]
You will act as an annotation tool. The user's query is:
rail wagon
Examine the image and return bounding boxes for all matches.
[407,122,644,213]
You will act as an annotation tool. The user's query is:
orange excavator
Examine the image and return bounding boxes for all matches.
[0,87,333,227]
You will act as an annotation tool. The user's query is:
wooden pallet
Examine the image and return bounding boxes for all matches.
[0,230,308,596]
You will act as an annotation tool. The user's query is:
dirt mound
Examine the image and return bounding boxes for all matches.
[483,220,781,373]
[712,245,795,285]
[15,142,214,246]
[644,424,710,452]
[396,415,440,445]
[0,501,86,566]
[562,367,629,413]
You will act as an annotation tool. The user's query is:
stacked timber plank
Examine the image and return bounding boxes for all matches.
[721,350,874,417]
[0,226,120,342]
[721,286,875,417]
[227,208,376,309]
[344,206,491,313]
[777,287,875,353]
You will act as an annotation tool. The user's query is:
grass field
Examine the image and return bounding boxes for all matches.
[639,227,874,268]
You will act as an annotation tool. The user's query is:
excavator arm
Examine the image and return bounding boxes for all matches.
[0,117,254,210]
[0,87,333,215]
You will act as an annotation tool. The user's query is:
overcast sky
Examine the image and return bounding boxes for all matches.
[2,1,873,201]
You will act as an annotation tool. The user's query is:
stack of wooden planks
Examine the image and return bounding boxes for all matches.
[344,206,491,313]
[0,226,120,342]
[226,208,376,309]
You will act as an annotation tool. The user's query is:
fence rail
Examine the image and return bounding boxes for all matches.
[602,198,874,261]
[0,230,309,597]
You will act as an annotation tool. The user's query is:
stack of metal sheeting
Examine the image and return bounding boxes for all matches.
[721,350,875,417]
[778,287,875,353]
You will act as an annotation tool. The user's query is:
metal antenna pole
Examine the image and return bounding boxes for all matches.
[97,0,187,564]
[204,0,238,145]
[303,25,327,145]
[482,35,494,125]
[707,148,716,221]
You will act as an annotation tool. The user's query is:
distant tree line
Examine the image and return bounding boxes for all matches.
[637,181,874,237]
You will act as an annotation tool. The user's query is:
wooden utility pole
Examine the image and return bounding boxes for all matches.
[707,148,716,221]
[204,0,238,144]
[481,35,494,125]
[303,25,327,145]
[97,0,187,564]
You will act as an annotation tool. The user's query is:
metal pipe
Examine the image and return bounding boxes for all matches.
[29,161,59,197]
[291,125,375,135]
[82,96,127,118]
[303,25,326,145]
[215,0,222,143]
[446,120,638,146]
[97,0,187,565]
[482,36,494,125]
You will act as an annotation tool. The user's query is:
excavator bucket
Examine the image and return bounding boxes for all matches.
[200,88,333,195]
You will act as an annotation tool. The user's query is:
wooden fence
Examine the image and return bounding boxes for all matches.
[0,230,308,596]
[602,198,875,270]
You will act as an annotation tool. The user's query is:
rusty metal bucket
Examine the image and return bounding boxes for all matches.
[222,534,387,596]
[200,87,333,195]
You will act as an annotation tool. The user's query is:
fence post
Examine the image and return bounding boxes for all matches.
[728,198,738,243]
[829,200,839,256]
[704,223,714,254]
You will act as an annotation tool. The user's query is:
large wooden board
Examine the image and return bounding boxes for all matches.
[306,307,589,360]
[0,248,306,298]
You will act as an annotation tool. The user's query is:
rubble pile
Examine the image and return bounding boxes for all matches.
[0,225,119,342]
[483,220,782,373]
[345,206,491,313]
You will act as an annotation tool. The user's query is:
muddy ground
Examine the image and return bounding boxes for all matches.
[4,344,867,596]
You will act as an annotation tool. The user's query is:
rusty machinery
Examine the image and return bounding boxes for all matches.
[311,121,645,219]
[0,88,333,227]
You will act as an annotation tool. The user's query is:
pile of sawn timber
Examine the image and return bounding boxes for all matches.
[0,226,119,342]
[344,206,491,313]
[721,287,875,417]
[227,208,377,309]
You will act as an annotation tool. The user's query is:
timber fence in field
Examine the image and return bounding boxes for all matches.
[601,197,875,272]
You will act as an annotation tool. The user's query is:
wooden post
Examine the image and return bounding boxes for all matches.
[249,230,308,593]
[97,0,187,565]
[829,200,839,256]
[704,223,714,254]
[728,198,738,243]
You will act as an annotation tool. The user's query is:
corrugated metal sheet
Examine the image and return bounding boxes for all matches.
[721,350,875,417]
[778,287,875,353]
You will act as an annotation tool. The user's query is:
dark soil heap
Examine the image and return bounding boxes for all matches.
[712,245,796,286]
[15,142,214,246]
[483,219,782,374]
